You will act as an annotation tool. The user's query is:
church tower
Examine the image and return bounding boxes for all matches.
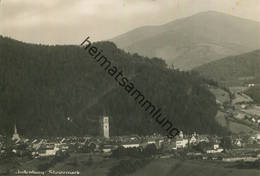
[100,116,109,138]
[179,131,184,139]
[12,123,20,141]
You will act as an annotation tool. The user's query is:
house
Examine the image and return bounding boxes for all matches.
[32,139,44,150]
[176,138,188,148]
[161,141,176,151]
[189,135,197,144]
[101,145,113,153]
[206,143,223,154]
[234,139,242,147]
[157,139,164,149]
[122,143,140,148]
[248,84,255,87]
[256,134,260,140]
[147,139,164,149]
[38,143,60,157]
[197,135,209,143]
[206,148,223,154]
[241,104,247,109]
[213,144,219,150]
[147,140,156,144]
[59,144,69,152]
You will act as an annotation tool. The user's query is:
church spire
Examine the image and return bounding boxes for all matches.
[12,122,20,141]
[14,123,17,134]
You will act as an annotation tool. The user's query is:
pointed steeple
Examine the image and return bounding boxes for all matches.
[14,123,17,134]
[12,122,20,141]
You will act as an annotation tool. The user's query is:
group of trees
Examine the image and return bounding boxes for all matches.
[220,136,233,150]
[245,85,260,104]
[111,144,157,158]
[191,137,233,153]
[0,36,228,137]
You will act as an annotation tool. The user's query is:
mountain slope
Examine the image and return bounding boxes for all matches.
[111,11,260,70]
[0,36,228,137]
[194,50,260,86]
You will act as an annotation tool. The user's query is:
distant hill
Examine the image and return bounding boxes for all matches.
[111,11,260,70]
[194,50,260,86]
[0,36,228,137]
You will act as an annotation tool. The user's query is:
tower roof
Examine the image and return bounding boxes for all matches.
[14,123,18,134]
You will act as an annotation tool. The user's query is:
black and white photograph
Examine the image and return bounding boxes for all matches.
[0,0,260,175]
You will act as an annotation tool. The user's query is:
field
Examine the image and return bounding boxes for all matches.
[1,153,118,176]
[210,86,260,134]
[2,154,259,176]
[209,87,230,104]
[214,110,259,134]
[129,158,259,176]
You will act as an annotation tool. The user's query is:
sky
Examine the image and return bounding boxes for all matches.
[0,0,259,45]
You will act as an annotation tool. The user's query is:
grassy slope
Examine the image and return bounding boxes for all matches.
[209,87,260,134]
[214,111,260,134]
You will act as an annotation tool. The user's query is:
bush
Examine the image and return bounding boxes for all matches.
[111,144,157,158]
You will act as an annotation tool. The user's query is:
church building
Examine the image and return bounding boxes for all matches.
[100,116,109,138]
[12,123,20,141]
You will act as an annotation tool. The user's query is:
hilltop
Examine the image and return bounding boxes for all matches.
[111,11,260,70]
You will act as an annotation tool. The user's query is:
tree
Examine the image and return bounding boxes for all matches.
[143,144,157,156]
[192,142,211,153]
[220,136,232,150]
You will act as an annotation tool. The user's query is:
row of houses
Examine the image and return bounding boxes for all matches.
[1,128,260,159]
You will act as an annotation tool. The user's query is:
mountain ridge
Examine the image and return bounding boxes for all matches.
[111,11,260,70]
[194,49,260,86]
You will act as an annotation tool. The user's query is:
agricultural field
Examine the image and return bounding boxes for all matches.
[129,158,259,176]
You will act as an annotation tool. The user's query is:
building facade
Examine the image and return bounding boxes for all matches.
[100,116,109,138]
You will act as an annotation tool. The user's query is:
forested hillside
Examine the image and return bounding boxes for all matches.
[0,36,228,137]
[245,85,260,104]
[194,50,260,86]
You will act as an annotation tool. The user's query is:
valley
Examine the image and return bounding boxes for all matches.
[211,86,260,134]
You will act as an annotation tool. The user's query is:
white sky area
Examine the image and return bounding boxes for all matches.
[0,0,259,45]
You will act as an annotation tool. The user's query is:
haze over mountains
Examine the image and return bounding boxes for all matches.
[111,11,260,70]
